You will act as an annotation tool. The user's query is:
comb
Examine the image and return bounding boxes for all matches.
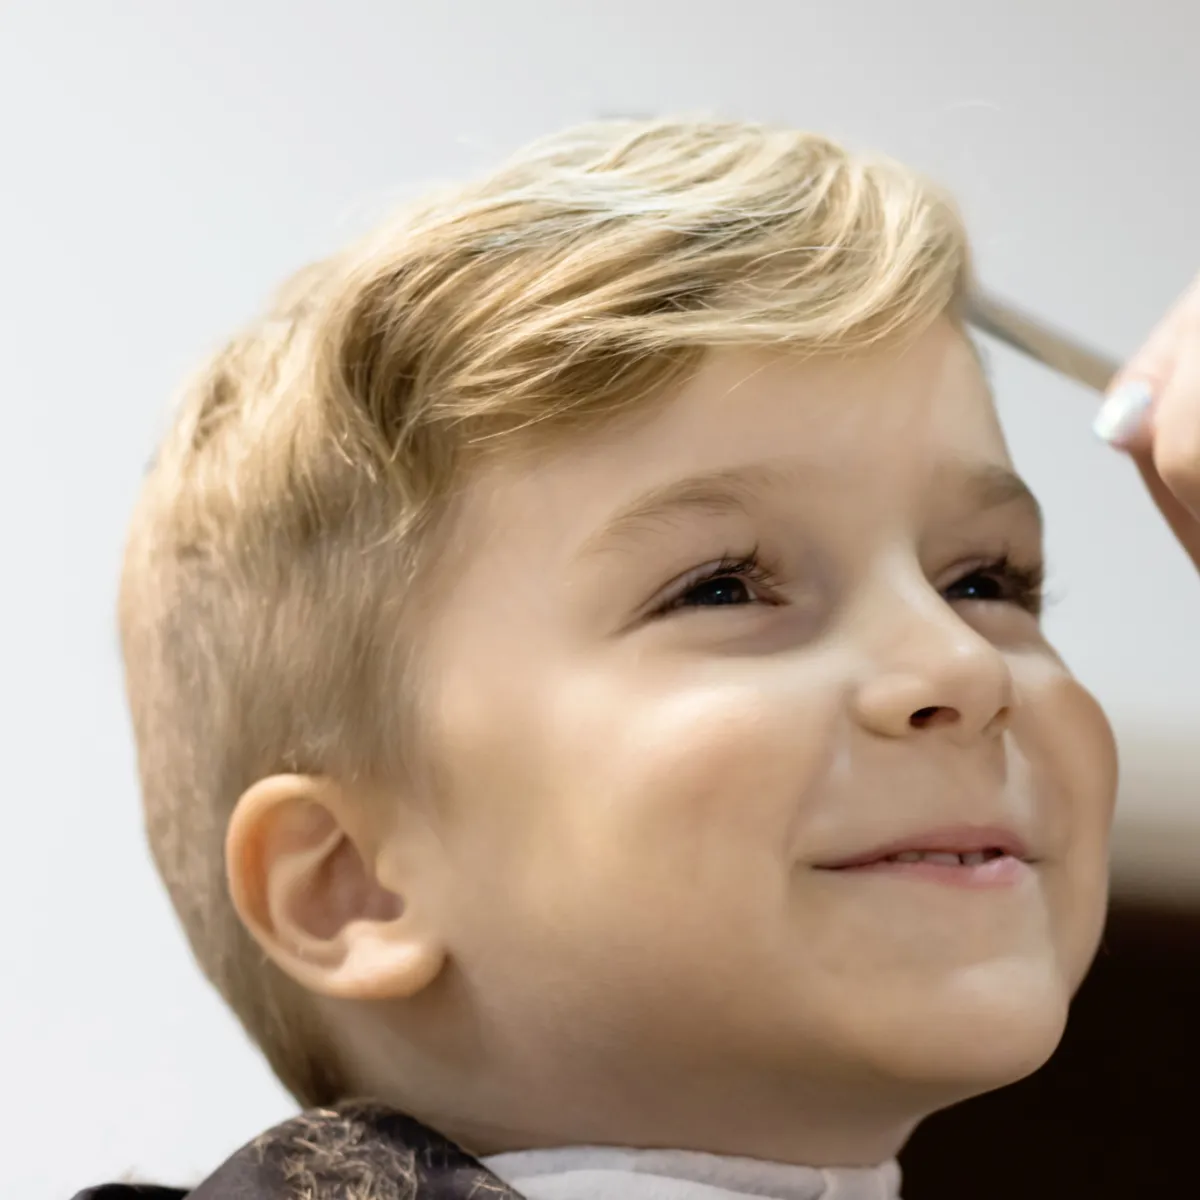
[966,290,1119,394]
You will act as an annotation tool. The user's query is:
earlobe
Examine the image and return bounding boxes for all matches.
[226,774,447,1001]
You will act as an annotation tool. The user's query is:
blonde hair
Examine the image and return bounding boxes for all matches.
[119,117,973,1107]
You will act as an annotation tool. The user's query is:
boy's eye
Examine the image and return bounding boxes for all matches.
[679,574,755,608]
[943,557,1044,615]
[655,550,778,616]
[654,552,1043,619]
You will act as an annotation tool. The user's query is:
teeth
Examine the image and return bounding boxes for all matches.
[885,850,1004,866]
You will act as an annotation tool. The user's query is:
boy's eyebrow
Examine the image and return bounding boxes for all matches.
[578,459,1042,560]
[953,462,1043,531]
[577,462,802,559]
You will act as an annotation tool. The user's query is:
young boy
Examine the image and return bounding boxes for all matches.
[86,118,1119,1199]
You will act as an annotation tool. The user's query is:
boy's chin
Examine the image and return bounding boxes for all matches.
[846,972,1072,1102]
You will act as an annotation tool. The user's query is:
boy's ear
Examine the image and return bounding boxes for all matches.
[226,775,446,1001]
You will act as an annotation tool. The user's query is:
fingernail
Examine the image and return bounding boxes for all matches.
[1093,380,1154,446]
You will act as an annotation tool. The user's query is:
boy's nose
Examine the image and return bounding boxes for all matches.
[850,600,1014,744]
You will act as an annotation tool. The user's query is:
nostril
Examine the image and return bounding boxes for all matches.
[984,705,1012,735]
[910,705,959,729]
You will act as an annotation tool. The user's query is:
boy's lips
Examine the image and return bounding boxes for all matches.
[812,825,1035,888]
[815,825,1032,870]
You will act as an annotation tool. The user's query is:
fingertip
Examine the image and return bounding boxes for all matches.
[1093,380,1155,448]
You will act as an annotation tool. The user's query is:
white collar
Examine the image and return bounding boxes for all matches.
[482,1145,902,1200]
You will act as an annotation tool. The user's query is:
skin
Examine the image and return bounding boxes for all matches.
[230,317,1121,1167]
[1109,271,1200,565]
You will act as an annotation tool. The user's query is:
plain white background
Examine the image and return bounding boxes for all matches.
[2,2,1198,1194]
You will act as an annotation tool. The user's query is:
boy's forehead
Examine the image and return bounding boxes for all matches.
[520,325,990,469]
[453,325,1011,553]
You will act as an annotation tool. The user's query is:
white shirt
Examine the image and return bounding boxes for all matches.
[483,1146,902,1200]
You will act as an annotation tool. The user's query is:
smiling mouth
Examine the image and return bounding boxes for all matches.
[815,828,1034,888]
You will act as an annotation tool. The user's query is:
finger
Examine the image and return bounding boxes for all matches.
[1094,274,1200,453]
[1132,455,1200,566]
[1149,293,1200,518]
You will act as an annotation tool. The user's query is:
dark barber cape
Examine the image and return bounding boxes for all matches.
[72,1103,522,1200]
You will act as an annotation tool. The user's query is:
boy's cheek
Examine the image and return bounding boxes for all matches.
[1009,661,1118,863]
[541,665,844,855]
[434,663,842,942]
[1005,661,1116,987]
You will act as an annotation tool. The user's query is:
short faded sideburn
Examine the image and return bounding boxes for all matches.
[119,118,972,1107]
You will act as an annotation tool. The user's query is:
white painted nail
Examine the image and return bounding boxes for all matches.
[1093,381,1154,446]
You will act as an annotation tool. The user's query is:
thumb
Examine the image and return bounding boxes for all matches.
[1094,276,1200,553]
[1093,290,1192,454]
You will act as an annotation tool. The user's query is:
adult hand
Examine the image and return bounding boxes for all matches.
[1094,274,1200,572]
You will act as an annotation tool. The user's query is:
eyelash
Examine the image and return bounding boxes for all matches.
[653,549,780,615]
[944,555,1045,616]
[654,550,1045,617]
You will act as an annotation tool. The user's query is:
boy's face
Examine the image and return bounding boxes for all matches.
[409,319,1116,1157]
